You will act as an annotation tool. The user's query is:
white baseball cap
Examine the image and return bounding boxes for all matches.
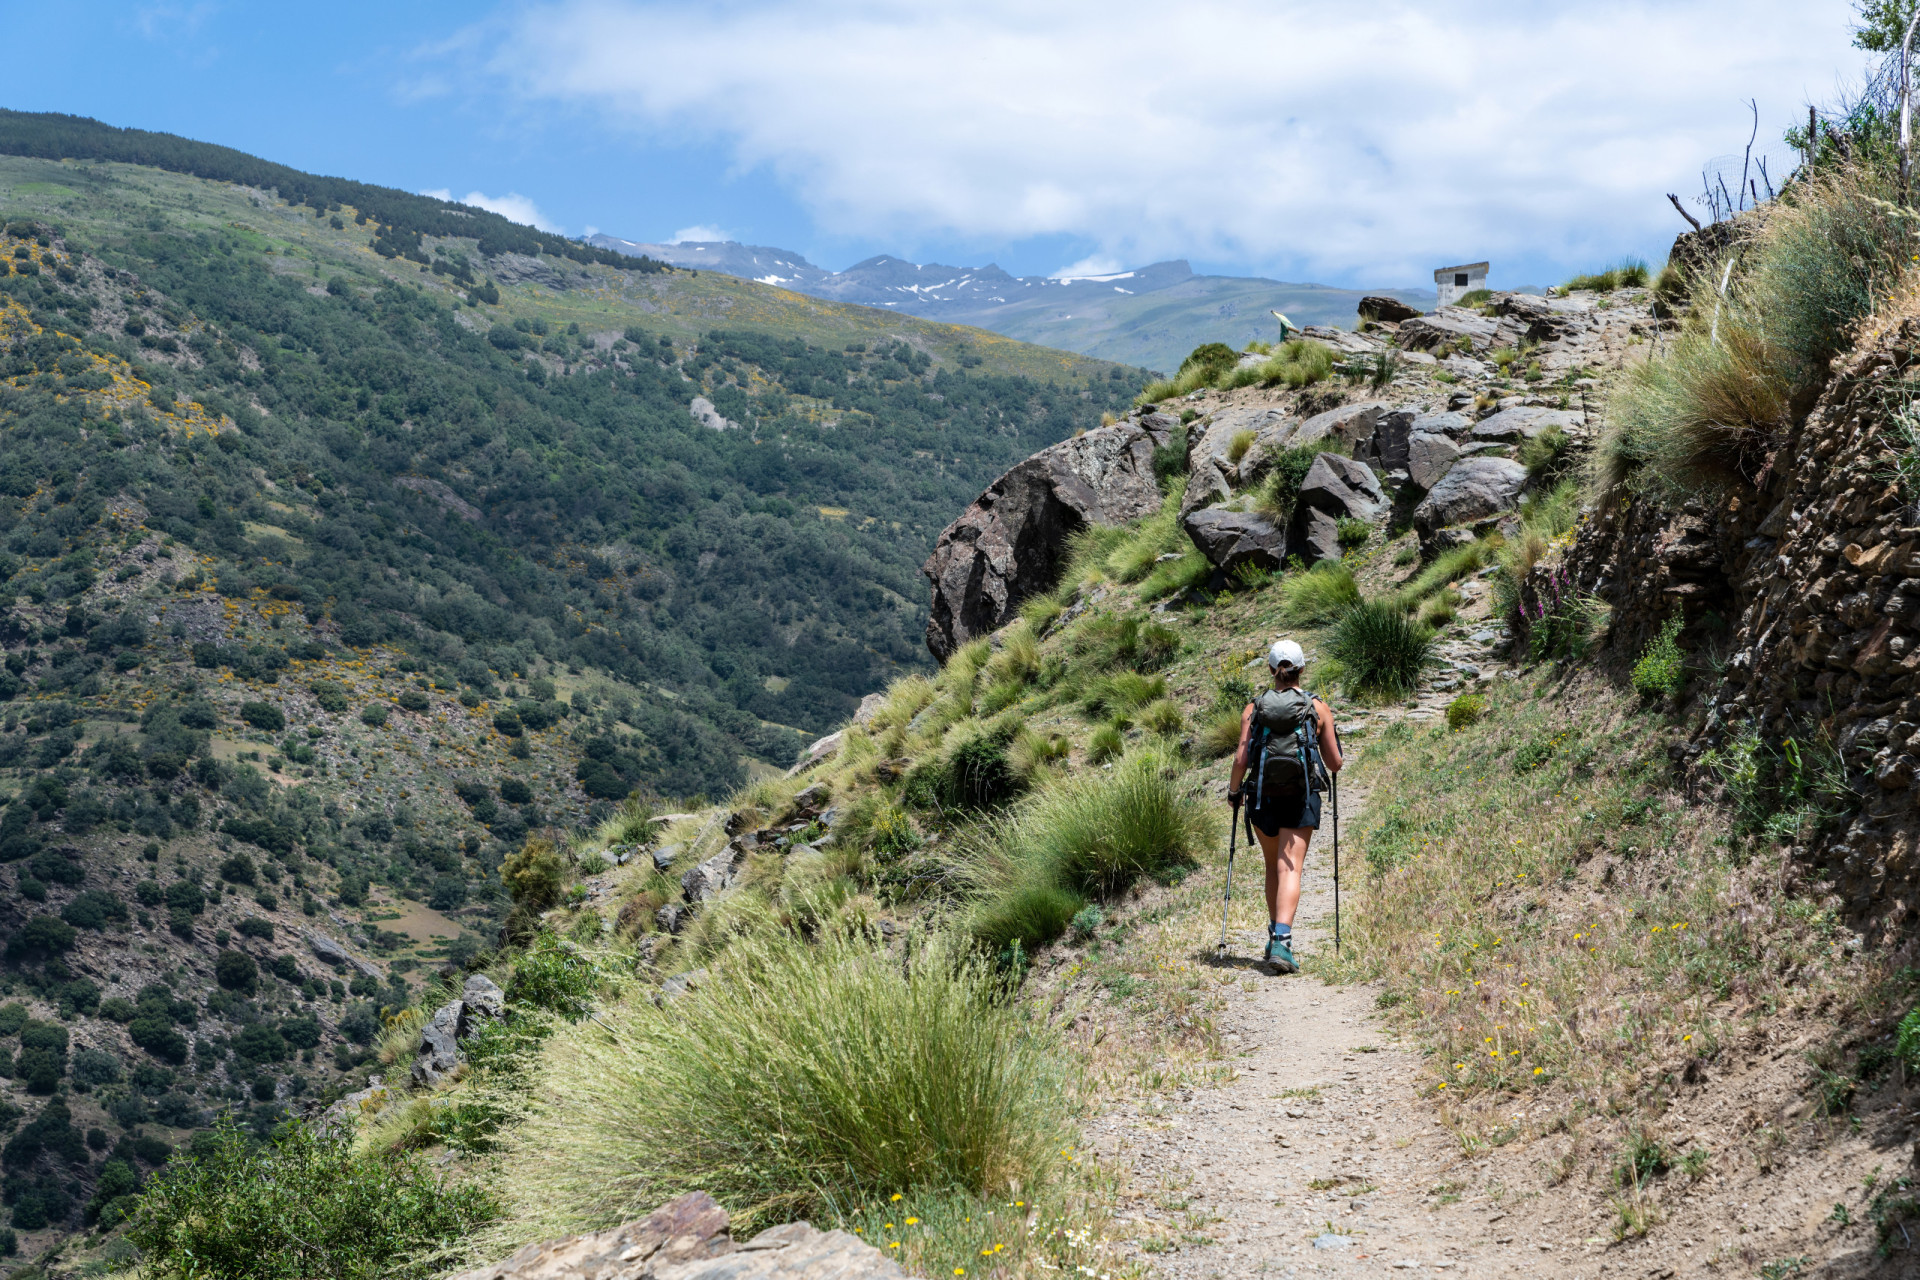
[1266,639,1306,671]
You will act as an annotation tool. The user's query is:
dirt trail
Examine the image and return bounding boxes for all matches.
[1086,784,1615,1278]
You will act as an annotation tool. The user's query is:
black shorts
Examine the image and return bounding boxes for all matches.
[1248,789,1321,837]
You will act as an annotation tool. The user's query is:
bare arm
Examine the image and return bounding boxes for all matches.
[1317,697,1343,773]
[1228,703,1255,793]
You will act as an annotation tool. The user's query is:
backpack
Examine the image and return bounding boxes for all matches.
[1248,688,1327,806]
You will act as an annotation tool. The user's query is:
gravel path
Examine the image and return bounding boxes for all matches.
[1086,785,1614,1279]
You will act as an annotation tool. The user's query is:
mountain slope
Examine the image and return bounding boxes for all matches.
[589,236,1436,373]
[0,130,1147,1258]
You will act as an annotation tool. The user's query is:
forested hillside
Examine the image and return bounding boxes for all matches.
[0,143,1144,799]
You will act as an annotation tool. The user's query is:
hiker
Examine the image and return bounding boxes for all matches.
[1226,639,1342,973]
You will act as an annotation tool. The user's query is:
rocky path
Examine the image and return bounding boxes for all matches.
[1086,784,1616,1279]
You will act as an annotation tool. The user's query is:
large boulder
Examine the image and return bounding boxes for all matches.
[1295,401,1393,453]
[923,419,1168,660]
[682,844,743,903]
[450,1191,904,1280]
[411,974,509,1088]
[1470,406,1580,443]
[1412,456,1528,551]
[1396,306,1500,354]
[1358,296,1420,323]
[1294,455,1387,563]
[1183,505,1287,574]
[1297,454,1387,523]
[1351,407,1416,475]
[1407,431,1463,491]
[1182,406,1293,516]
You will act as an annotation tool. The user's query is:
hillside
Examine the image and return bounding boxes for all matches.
[0,124,1160,1270]
[588,236,1437,373]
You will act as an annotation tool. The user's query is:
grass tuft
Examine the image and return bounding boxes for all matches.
[1276,560,1360,626]
[490,929,1075,1237]
[1324,601,1433,700]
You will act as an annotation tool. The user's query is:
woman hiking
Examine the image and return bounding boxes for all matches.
[1227,639,1342,973]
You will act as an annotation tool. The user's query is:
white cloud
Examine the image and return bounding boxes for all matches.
[669,225,733,244]
[466,0,1862,284]
[1051,255,1126,280]
[420,187,560,233]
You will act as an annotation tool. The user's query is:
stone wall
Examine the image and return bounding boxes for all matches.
[1530,314,1920,933]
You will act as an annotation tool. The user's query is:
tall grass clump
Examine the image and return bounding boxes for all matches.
[492,930,1075,1235]
[1102,487,1189,583]
[1276,560,1360,625]
[1325,601,1433,700]
[1600,165,1919,498]
[994,745,1215,897]
[1224,338,1336,390]
[128,1121,499,1280]
[1562,259,1650,293]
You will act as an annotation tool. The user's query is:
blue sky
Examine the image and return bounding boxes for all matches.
[2,0,1870,291]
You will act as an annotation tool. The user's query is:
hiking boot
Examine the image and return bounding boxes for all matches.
[1264,935,1298,973]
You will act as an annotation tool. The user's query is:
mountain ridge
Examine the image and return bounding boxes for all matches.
[587,234,1435,373]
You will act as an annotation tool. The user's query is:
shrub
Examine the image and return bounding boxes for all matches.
[1278,560,1360,625]
[220,851,258,884]
[1632,616,1687,700]
[494,930,1071,1233]
[1335,517,1372,550]
[361,703,390,728]
[215,950,257,992]
[240,701,285,731]
[236,916,275,940]
[502,835,566,914]
[509,933,608,1022]
[397,689,430,713]
[1255,444,1339,523]
[1445,693,1487,731]
[1325,601,1434,700]
[491,709,521,736]
[499,777,533,805]
[127,1120,498,1280]
[937,724,1022,809]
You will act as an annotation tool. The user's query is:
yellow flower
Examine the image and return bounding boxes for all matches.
[891,1194,903,1202]
[1533,1067,1543,1075]
[906,1218,919,1226]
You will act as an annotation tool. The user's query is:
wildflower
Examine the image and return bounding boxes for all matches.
[1533,1067,1543,1075]
[906,1218,919,1226]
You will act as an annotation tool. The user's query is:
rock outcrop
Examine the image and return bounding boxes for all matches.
[923,416,1171,661]
[1182,506,1288,574]
[450,1190,906,1280]
[1358,295,1420,323]
[1294,454,1388,563]
[1412,456,1529,554]
[1529,311,1920,933]
[411,974,507,1088]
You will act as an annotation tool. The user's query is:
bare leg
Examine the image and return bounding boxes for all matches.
[1261,828,1314,926]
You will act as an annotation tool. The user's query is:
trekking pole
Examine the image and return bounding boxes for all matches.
[1332,774,1341,955]
[1217,800,1240,958]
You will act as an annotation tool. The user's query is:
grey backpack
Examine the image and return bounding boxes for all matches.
[1249,688,1325,804]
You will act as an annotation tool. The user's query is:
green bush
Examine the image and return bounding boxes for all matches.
[1254,444,1339,523]
[1325,601,1433,700]
[239,701,284,732]
[126,1119,498,1280]
[1631,616,1686,700]
[360,703,390,727]
[1335,517,1372,550]
[937,723,1022,809]
[1445,693,1486,731]
[494,930,1073,1233]
[508,933,609,1022]
[1277,560,1360,625]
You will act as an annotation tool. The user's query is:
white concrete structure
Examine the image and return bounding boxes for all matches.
[1434,262,1489,307]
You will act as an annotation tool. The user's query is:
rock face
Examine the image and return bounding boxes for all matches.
[1412,456,1528,551]
[1183,506,1287,574]
[1182,407,1292,516]
[1292,454,1387,563]
[1396,307,1500,354]
[449,1190,906,1280]
[1358,296,1420,323]
[1407,431,1463,491]
[923,418,1168,660]
[1470,406,1579,443]
[411,975,507,1088]
[682,845,743,903]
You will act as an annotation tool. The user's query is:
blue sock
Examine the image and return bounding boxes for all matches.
[1270,922,1291,939]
